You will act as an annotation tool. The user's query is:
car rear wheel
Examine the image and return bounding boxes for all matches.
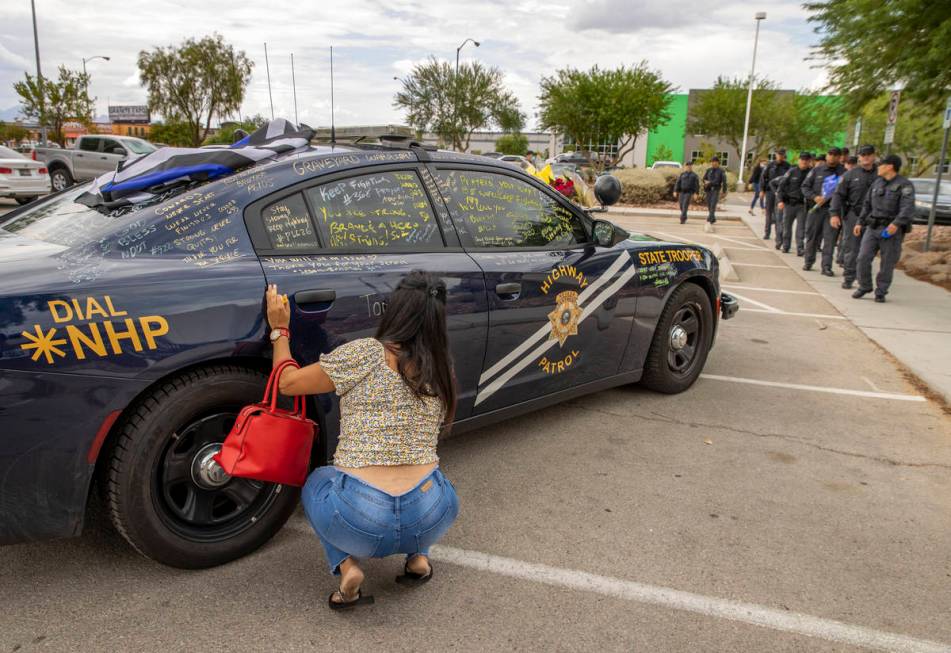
[105,365,300,568]
[14,196,36,205]
[640,283,713,394]
[50,167,72,192]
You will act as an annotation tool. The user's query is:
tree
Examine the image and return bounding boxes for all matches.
[775,92,849,155]
[851,95,945,177]
[13,66,93,146]
[148,120,194,147]
[651,144,674,163]
[203,115,268,145]
[805,0,951,114]
[394,57,524,152]
[688,76,784,165]
[538,63,673,169]
[495,132,529,155]
[0,121,30,145]
[138,34,253,147]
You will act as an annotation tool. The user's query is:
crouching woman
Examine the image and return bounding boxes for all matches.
[265,270,459,610]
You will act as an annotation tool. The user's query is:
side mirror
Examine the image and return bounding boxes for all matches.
[594,174,622,207]
[591,220,616,247]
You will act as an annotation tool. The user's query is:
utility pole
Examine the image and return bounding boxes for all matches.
[291,53,298,126]
[925,96,951,252]
[455,38,480,74]
[329,46,336,144]
[30,0,47,146]
[736,12,766,192]
[264,42,274,120]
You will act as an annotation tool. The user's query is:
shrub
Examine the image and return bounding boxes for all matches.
[495,133,529,155]
[614,168,668,204]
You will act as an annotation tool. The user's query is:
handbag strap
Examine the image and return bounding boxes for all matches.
[263,359,306,417]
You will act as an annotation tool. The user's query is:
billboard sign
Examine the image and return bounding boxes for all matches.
[108,105,150,124]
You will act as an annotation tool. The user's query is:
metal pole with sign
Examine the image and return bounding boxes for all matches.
[853,116,862,148]
[925,96,951,252]
[736,12,767,192]
[883,90,900,150]
[30,0,47,146]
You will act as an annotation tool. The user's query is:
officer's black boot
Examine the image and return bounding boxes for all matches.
[852,288,871,299]
[841,279,854,289]
[874,295,886,303]
[821,269,834,277]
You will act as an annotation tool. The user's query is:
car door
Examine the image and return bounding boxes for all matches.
[244,163,488,452]
[97,138,127,176]
[72,137,100,179]
[430,165,637,414]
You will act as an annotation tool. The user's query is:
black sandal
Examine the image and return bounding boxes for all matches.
[328,588,375,610]
[395,559,433,586]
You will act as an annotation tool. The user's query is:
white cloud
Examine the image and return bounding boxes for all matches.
[0,0,829,126]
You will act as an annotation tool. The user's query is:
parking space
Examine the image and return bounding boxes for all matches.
[1,211,950,652]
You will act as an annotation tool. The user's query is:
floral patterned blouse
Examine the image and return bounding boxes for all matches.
[319,338,444,468]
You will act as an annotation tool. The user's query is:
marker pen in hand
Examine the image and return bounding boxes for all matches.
[881,228,892,239]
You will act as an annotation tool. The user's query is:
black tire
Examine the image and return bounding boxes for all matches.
[14,196,35,205]
[105,365,300,568]
[49,166,73,192]
[640,283,713,394]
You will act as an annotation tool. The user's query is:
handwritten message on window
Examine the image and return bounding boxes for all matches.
[305,171,442,251]
[435,170,584,248]
[261,194,319,249]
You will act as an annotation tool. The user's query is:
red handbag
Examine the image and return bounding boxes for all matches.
[213,359,317,487]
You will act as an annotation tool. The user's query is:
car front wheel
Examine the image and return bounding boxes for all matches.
[640,282,713,393]
[15,196,36,205]
[104,365,300,568]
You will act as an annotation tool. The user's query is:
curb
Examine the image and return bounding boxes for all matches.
[609,206,744,222]
[710,242,740,282]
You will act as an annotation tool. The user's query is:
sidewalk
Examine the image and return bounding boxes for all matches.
[736,200,951,404]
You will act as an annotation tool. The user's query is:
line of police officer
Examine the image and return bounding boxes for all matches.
[761,145,915,303]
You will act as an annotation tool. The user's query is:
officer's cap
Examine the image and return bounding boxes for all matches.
[880,154,902,171]
[775,148,786,156]
[847,156,858,165]
[799,151,813,160]
[858,144,876,156]
[684,160,693,166]
[827,146,842,156]
[710,156,719,162]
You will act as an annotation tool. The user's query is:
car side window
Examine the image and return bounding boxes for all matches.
[101,139,124,155]
[79,138,99,152]
[435,169,587,249]
[305,170,443,251]
[260,193,320,250]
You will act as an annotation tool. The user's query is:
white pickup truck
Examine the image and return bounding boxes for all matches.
[32,134,157,192]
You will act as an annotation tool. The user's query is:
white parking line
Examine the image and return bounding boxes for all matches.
[699,374,925,401]
[722,285,821,296]
[651,231,766,251]
[725,291,780,313]
[740,308,847,319]
[710,233,770,250]
[429,545,950,653]
[730,262,789,269]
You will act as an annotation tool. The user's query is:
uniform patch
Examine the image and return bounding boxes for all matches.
[901,185,912,196]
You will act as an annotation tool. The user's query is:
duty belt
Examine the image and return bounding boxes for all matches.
[869,217,891,228]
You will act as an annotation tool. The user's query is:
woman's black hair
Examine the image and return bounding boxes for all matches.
[375,270,457,430]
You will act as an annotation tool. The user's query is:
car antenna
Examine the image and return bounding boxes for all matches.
[329,46,336,146]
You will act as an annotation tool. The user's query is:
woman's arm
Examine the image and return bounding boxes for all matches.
[266,284,336,396]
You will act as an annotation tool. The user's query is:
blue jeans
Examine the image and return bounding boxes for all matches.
[302,465,459,576]
[750,182,763,208]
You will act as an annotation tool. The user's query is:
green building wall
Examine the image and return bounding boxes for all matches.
[645,94,688,166]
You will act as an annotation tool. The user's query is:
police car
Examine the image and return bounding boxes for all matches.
[0,121,736,568]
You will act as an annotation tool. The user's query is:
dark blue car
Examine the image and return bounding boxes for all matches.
[0,142,736,567]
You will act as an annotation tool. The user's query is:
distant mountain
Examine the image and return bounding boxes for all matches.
[0,106,23,122]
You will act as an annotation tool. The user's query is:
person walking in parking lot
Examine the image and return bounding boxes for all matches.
[831,145,877,289]
[775,151,813,254]
[674,161,700,224]
[801,147,845,274]
[703,157,727,224]
[761,150,791,244]
[748,158,767,215]
[265,271,459,609]
[853,154,915,303]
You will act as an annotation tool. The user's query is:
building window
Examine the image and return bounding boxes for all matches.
[562,135,619,161]
[935,159,949,175]
[905,157,918,172]
[715,152,729,167]
[689,150,702,163]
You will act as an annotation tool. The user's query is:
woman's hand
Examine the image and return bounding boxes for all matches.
[266,284,290,329]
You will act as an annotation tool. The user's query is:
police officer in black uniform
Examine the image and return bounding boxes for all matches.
[673,161,700,224]
[801,146,845,274]
[830,145,877,289]
[760,149,790,244]
[853,154,915,302]
[774,151,813,254]
[703,157,728,223]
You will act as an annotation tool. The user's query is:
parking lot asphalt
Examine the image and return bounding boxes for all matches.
[2,204,950,652]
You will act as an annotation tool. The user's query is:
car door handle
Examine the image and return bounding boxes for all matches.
[495,282,521,298]
[100,156,108,160]
[295,288,336,305]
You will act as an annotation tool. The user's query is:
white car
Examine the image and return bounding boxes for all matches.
[651,160,682,170]
[0,145,51,205]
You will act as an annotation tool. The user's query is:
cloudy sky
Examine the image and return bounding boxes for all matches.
[0,0,827,129]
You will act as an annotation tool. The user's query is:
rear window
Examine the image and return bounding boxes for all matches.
[0,186,114,247]
[0,146,23,159]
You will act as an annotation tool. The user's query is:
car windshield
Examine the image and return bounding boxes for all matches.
[0,145,24,159]
[124,138,156,155]
[0,185,116,246]
[912,179,948,196]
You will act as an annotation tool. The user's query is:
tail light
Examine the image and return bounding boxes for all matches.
[38,167,48,175]
[31,150,37,161]
[0,167,12,174]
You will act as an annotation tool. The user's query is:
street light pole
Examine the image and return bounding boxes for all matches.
[81,55,110,116]
[30,0,47,146]
[737,12,766,193]
[455,38,480,74]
